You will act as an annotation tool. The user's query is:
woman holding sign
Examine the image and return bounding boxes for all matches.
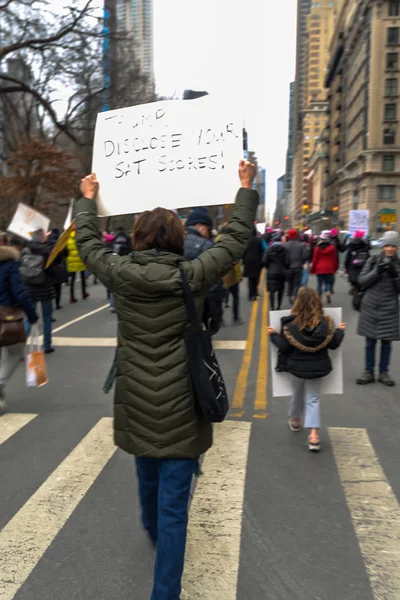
[75,160,258,600]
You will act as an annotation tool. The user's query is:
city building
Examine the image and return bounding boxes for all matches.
[283,82,295,224]
[292,0,338,224]
[319,0,400,233]
[117,0,154,83]
[274,174,286,226]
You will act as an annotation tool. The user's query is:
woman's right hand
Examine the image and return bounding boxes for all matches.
[80,174,99,200]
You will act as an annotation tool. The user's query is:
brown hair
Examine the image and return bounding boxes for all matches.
[291,287,324,331]
[132,207,185,255]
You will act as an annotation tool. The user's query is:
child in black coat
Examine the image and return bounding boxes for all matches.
[268,287,345,452]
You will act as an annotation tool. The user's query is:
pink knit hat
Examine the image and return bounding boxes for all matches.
[354,230,364,239]
[330,228,339,236]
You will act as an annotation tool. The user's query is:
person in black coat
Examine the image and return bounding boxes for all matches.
[20,228,56,353]
[268,287,345,452]
[263,232,289,310]
[0,245,38,412]
[243,228,264,300]
[344,232,370,297]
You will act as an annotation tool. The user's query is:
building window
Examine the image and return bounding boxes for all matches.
[385,103,397,120]
[387,52,398,69]
[378,185,396,200]
[388,27,399,44]
[386,78,398,95]
[383,155,396,171]
[389,1,400,16]
[384,128,396,143]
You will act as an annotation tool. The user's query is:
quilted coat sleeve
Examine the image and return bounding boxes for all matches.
[358,256,379,290]
[74,197,127,292]
[8,262,38,323]
[187,188,259,292]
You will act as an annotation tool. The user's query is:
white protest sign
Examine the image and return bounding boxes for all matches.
[7,203,50,241]
[269,308,343,397]
[92,97,243,216]
[64,199,73,230]
[349,210,369,236]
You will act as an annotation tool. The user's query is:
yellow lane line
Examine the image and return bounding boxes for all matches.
[231,295,260,410]
[254,288,268,414]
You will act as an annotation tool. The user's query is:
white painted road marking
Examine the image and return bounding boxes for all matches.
[0,418,116,600]
[182,421,251,599]
[329,427,400,599]
[0,414,37,446]
[51,337,246,350]
[52,304,108,334]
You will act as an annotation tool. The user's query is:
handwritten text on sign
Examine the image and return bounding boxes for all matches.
[92,98,243,216]
[8,203,50,241]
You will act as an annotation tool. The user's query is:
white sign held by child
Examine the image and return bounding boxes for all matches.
[269,308,343,397]
[92,97,243,216]
[8,203,50,241]
[349,210,369,236]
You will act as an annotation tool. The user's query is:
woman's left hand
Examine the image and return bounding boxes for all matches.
[80,173,99,200]
[268,327,276,335]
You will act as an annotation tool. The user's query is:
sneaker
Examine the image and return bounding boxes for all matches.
[308,437,322,452]
[356,372,375,385]
[326,291,332,304]
[233,319,245,326]
[110,307,117,314]
[83,293,90,300]
[288,418,301,432]
[70,298,77,304]
[45,348,55,354]
[379,373,395,387]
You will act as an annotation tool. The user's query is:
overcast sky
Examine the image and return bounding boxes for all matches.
[153,0,298,211]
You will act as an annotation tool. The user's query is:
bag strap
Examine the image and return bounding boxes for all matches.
[180,269,200,329]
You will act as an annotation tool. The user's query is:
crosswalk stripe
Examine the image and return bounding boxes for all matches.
[52,304,108,334]
[182,421,251,599]
[0,418,116,600]
[50,337,246,350]
[0,414,37,446]
[329,427,400,599]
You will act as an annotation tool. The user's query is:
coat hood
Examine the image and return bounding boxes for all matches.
[269,242,285,253]
[0,246,19,262]
[283,315,336,353]
[350,238,367,251]
[317,241,333,252]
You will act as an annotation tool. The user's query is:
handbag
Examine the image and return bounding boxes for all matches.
[0,306,26,347]
[26,324,48,387]
[180,269,229,423]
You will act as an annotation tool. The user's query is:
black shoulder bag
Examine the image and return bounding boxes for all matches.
[180,269,229,423]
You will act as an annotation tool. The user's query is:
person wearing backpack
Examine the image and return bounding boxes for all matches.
[184,207,224,334]
[19,228,55,354]
[268,287,345,452]
[0,245,38,413]
[344,230,370,306]
[356,230,400,386]
[112,226,132,256]
[263,231,289,310]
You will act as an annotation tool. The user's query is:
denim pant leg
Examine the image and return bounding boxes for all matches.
[0,343,25,389]
[317,275,324,295]
[366,338,377,374]
[109,293,115,309]
[325,274,334,292]
[289,376,306,419]
[135,457,159,544]
[151,458,196,600]
[303,379,321,429]
[380,340,392,374]
[41,300,53,351]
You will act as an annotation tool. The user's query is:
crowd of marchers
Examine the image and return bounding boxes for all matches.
[0,161,400,599]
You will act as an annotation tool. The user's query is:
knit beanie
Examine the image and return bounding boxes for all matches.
[186,207,213,228]
[354,230,364,239]
[287,228,298,240]
[381,230,399,247]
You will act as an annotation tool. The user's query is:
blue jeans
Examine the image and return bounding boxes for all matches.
[25,300,53,350]
[135,457,196,600]
[290,376,321,428]
[366,338,392,374]
[317,274,334,295]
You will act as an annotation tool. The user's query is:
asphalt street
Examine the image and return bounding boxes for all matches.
[1,273,400,600]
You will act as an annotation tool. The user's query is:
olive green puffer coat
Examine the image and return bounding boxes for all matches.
[75,188,258,459]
